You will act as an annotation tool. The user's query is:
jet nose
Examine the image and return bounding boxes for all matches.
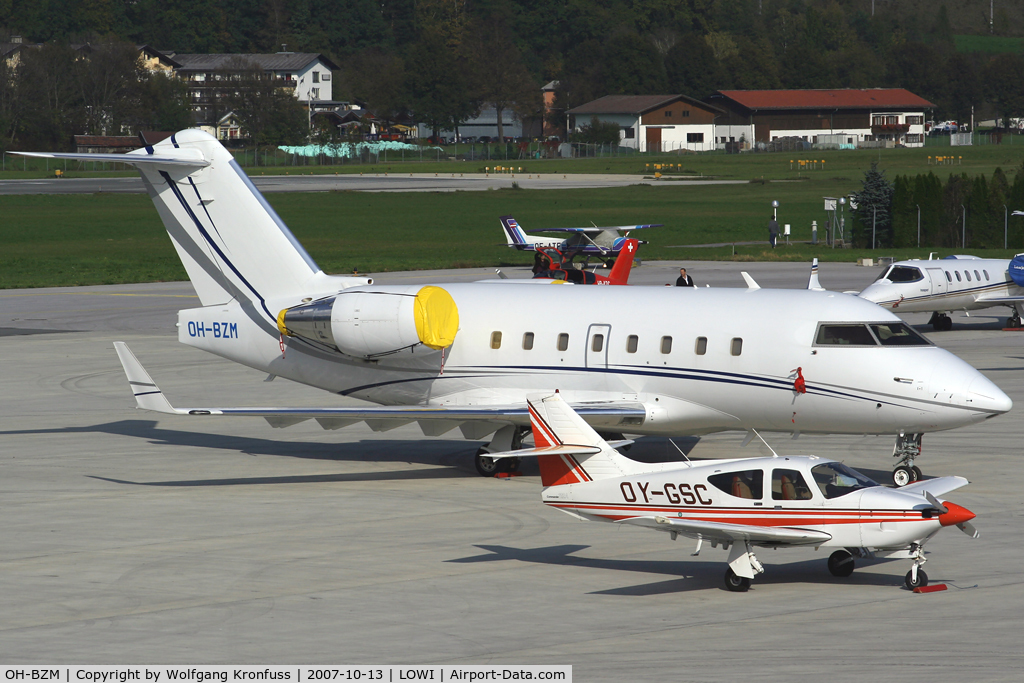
[967,373,1013,415]
[939,501,976,527]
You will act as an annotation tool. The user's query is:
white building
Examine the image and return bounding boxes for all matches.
[566,94,723,152]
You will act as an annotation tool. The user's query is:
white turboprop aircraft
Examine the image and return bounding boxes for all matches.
[858,254,1024,330]
[16,131,1012,486]
[488,392,979,592]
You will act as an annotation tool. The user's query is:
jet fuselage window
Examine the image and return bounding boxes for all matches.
[945,271,951,282]
[591,334,604,353]
[730,338,743,356]
[955,271,962,282]
[626,335,638,353]
[522,332,534,350]
[695,336,707,355]
[811,462,878,499]
[490,331,502,349]
[984,270,990,281]
[869,322,932,346]
[886,266,924,283]
[557,333,569,352]
[708,469,763,500]
[772,468,814,501]
[661,336,673,354]
[815,324,876,346]
[965,271,972,282]
[975,269,981,281]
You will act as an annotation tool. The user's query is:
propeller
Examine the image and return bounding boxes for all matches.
[925,491,980,538]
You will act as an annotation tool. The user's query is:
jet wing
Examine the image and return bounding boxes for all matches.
[114,342,646,435]
[617,515,832,545]
[974,295,1024,304]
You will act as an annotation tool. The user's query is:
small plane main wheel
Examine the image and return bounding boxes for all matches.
[504,457,522,473]
[827,550,855,577]
[724,568,751,592]
[474,448,502,477]
[905,569,929,590]
[912,466,923,481]
[893,466,914,487]
[1008,314,1022,328]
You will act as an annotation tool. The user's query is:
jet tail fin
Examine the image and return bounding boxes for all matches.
[607,238,638,285]
[113,342,184,415]
[527,392,641,485]
[807,258,825,291]
[21,130,323,317]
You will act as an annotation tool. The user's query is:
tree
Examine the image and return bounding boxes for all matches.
[78,41,149,136]
[14,42,84,150]
[569,117,620,145]
[222,58,307,145]
[665,33,724,100]
[404,29,475,136]
[984,54,1024,129]
[464,20,539,141]
[891,175,916,248]
[852,162,894,248]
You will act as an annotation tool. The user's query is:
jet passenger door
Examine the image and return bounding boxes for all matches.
[586,324,611,369]
[926,268,947,298]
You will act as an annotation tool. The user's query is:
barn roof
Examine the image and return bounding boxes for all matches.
[712,89,935,110]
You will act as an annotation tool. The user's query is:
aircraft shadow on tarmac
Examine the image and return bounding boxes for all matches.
[448,544,908,593]
[2,419,483,483]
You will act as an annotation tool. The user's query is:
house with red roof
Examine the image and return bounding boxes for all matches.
[567,95,723,152]
[705,89,935,149]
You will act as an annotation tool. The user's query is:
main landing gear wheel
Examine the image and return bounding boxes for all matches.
[905,569,929,590]
[931,314,953,331]
[724,568,751,592]
[1007,311,1022,328]
[893,466,919,487]
[912,465,923,481]
[474,448,503,477]
[827,550,855,577]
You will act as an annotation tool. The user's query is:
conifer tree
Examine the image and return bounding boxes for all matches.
[852,161,894,248]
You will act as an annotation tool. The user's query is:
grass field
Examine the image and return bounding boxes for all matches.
[5,180,1024,289]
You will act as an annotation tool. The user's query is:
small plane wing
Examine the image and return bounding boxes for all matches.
[113,342,646,434]
[617,515,832,545]
[898,475,969,498]
[526,224,662,234]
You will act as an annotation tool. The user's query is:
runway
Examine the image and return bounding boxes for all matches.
[0,173,749,195]
[2,263,1023,679]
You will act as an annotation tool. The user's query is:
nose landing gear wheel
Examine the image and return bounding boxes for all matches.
[893,466,918,487]
[905,569,929,590]
[724,568,751,592]
[827,550,855,577]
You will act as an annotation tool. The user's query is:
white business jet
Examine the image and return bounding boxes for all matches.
[488,392,979,592]
[858,254,1024,330]
[16,131,1012,486]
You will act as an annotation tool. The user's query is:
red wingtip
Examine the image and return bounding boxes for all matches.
[938,501,976,527]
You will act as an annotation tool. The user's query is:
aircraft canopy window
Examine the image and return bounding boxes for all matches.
[815,324,876,346]
[811,462,878,499]
[522,332,534,350]
[708,469,763,500]
[884,266,924,283]
[772,468,813,501]
[870,322,931,346]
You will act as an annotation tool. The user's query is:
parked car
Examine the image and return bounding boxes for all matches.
[477,136,492,143]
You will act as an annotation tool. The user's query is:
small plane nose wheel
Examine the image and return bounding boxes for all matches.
[723,568,751,592]
[904,545,929,589]
[827,550,855,577]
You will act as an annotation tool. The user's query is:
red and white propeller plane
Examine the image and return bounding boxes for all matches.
[490,392,979,592]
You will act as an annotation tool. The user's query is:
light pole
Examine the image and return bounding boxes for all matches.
[872,207,877,249]
[839,197,846,246]
[916,203,921,248]
[1005,205,1008,250]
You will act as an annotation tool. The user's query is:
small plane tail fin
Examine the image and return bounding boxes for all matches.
[528,392,641,485]
[499,215,531,248]
[113,342,183,414]
[18,130,323,314]
[607,238,639,285]
[807,258,825,291]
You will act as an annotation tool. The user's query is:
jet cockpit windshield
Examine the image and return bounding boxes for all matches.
[811,462,879,499]
[875,265,924,283]
[814,322,932,347]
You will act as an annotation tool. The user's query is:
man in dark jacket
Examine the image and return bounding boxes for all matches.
[675,268,695,286]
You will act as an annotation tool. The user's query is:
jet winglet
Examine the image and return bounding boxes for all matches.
[740,272,760,289]
[807,258,824,291]
[113,342,183,414]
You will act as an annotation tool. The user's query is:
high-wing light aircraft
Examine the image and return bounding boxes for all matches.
[16,131,1011,485]
[858,254,1024,330]
[500,215,657,264]
[489,392,978,592]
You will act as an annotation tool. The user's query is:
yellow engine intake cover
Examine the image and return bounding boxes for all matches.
[414,286,459,349]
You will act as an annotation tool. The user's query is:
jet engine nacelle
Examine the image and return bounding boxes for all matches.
[278,285,460,359]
